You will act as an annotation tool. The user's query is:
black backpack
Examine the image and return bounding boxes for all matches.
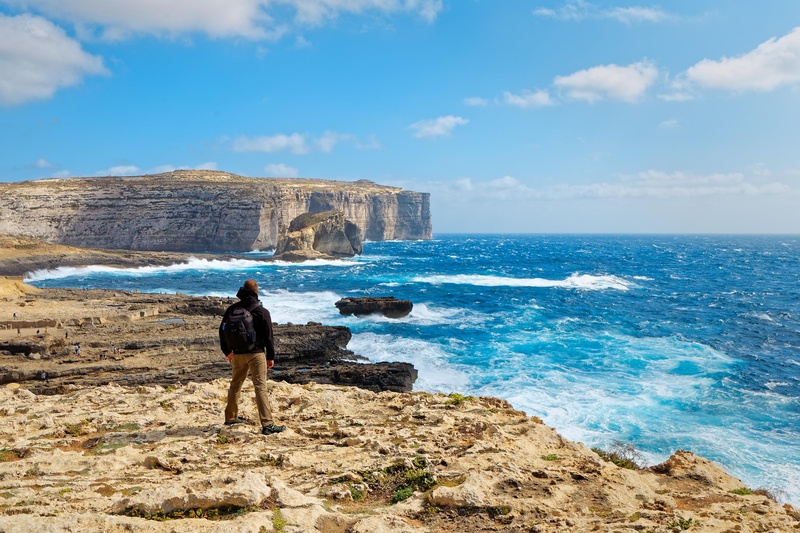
[221,302,260,354]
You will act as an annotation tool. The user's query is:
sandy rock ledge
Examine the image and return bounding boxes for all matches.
[0,380,797,532]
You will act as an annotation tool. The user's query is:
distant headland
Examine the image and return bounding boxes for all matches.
[0,170,432,253]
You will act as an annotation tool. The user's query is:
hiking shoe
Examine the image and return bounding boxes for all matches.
[261,423,286,435]
[224,417,249,426]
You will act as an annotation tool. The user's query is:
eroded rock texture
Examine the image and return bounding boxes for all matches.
[0,171,431,252]
[274,210,363,259]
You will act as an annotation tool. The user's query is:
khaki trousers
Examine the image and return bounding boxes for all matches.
[225,351,274,426]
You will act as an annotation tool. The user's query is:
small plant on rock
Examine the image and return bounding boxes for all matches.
[272,508,286,532]
[64,420,89,437]
[591,440,644,470]
[445,393,474,407]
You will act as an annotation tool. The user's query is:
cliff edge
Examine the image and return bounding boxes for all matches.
[0,380,796,532]
[0,171,432,253]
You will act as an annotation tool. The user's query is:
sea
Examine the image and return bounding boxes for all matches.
[24,234,800,504]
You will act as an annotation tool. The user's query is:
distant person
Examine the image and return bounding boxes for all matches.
[219,279,285,436]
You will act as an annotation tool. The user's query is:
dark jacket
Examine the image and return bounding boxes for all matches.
[219,287,275,360]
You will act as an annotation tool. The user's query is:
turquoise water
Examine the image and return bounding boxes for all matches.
[26,234,800,503]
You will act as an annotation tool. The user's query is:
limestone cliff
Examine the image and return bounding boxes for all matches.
[0,171,431,252]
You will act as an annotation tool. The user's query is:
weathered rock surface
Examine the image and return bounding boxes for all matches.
[273,210,363,260]
[335,297,413,318]
[0,380,796,532]
[0,288,416,394]
[0,170,432,252]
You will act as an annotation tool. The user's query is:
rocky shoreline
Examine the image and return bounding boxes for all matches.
[0,287,416,395]
[0,243,798,531]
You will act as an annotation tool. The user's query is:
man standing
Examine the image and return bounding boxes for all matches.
[219,279,285,435]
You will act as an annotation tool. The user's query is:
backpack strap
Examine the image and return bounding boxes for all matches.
[243,301,260,313]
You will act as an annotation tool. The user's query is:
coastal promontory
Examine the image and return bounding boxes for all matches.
[0,171,431,253]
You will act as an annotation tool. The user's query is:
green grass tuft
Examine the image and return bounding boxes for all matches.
[445,393,475,406]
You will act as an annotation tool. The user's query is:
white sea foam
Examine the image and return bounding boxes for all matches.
[412,273,634,291]
[23,256,357,282]
[765,381,791,390]
[470,330,800,503]
[348,332,471,392]
[23,257,266,281]
[347,302,481,327]
[750,312,775,322]
[259,289,344,325]
[266,258,355,267]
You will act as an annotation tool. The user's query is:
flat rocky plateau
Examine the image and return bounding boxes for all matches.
[0,252,798,531]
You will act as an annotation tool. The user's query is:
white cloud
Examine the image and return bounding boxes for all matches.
[4,0,442,41]
[746,163,771,178]
[463,96,488,106]
[423,169,793,203]
[316,131,352,153]
[265,163,299,177]
[278,0,443,26]
[684,26,800,92]
[658,90,694,102]
[0,14,107,106]
[150,162,218,173]
[408,115,469,139]
[233,133,310,154]
[606,6,668,24]
[502,89,555,108]
[97,165,140,176]
[659,118,679,129]
[354,135,382,150]
[232,131,366,153]
[533,0,670,24]
[2,0,275,40]
[34,158,55,168]
[554,61,658,102]
[150,164,177,174]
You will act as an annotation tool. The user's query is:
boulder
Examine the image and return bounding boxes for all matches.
[335,297,413,318]
[273,210,363,259]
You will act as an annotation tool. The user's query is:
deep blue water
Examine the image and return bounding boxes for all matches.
[26,234,800,503]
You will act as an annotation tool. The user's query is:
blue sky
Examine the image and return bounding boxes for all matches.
[1,1,799,233]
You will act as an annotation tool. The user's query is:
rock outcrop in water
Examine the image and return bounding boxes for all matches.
[0,170,431,252]
[273,210,363,260]
[335,296,413,318]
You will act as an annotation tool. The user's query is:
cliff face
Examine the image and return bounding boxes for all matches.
[0,171,432,252]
